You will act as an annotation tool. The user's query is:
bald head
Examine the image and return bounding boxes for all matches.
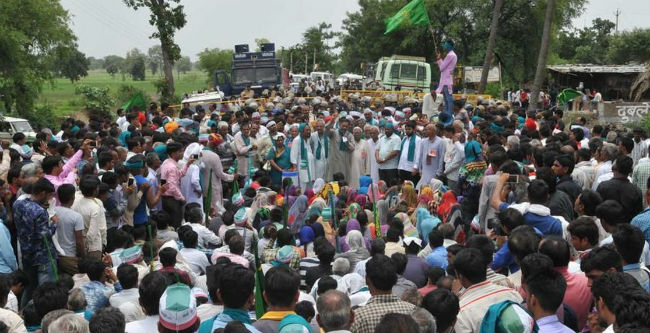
[316,290,353,331]
[426,124,436,138]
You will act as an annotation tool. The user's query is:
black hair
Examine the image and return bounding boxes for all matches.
[294,300,315,322]
[159,247,178,267]
[567,217,599,246]
[498,208,524,233]
[555,154,575,174]
[592,272,648,327]
[614,155,634,176]
[619,136,634,154]
[276,228,293,246]
[428,228,444,248]
[220,263,255,309]
[85,258,107,281]
[33,282,69,318]
[0,275,9,305]
[465,235,495,267]
[578,190,603,216]
[390,253,408,275]
[22,303,40,329]
[369,239,386,256]
[519,253,554,283]
[366,254,397,291]
[317,241,335,265]
[374,313,419,333]
[421,289,460,333]
[79,176,100,197]
[385,227,401,242]
[595,200,625,227]
[447,243,464,256]
[98,152,114,169]
[180,229,198,248]
[228,234,245,255]
[426,266,446,285]
[57,183,76,205]
[453,248,486,284]
[264,266,300,307]
[527,179,550,204]
[151,211,172,230]
[116,264,138,289]
[580,245,623,273]
[89,307,125,333]
[317,276,338,295]
[577,148,591,162]
[138,271,170,315]
[526,269,567,312]
[538,235,570,267]
[613,224,645,265]
[166,142,183,154]
[32,177,55,195]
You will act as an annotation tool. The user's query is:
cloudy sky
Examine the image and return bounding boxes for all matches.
[61,0,650,61]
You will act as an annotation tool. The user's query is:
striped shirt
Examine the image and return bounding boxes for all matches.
[350,294,416,333]
[455,280,523,333]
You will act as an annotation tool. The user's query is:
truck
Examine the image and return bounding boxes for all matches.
[213,43,288,98]
[373,55,431,91]
[0,115,37,142]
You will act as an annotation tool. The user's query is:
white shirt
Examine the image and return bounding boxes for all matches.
[0,308,26,333]
[189,223,221,248]
[72,196,107,252]
[422,92,443,117]
[197,303,223,322]
[398,135,421,172]
[377,134,402,170]
[180,247,210,275]
[110,288,145,323]
[125,315,158,333]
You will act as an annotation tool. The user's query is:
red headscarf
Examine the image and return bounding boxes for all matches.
[437,191,459,223]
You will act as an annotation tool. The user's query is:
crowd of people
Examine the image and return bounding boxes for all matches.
[0,43,649,333]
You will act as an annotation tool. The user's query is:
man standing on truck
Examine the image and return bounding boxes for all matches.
[436,39,457,126]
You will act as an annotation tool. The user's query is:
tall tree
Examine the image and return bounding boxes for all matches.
[148,45,163,76]
[53,47,90,83]
[478,0,503,93]
[197,48,233,82]
[124,48,146,81]
[528,0,555,110]
[0,0,78,119]
[103,55,125,78]
[124,0,186,100]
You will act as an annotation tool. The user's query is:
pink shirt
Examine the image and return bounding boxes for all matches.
[160,158,189,201]
[436,50,457,93]
[44,149,83,190]
[555,266,591,329]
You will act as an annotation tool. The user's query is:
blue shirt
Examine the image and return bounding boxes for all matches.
[499,203,563,236]
[133,175,148,225]
[631,207,650,243]
[13,198,57,266]
[623,263,650,292]
[0,221,17,273]
[425,246,448,269]
[80,281,113,312]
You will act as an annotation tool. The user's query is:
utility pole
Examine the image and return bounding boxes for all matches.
[305,52,308,75]
[313,48,316,72]
[614,9,621,33]
[290,51,293,74]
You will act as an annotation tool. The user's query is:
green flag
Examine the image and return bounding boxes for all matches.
[121,92,147,111]
[557,88,582,105]
[384,0,430,35]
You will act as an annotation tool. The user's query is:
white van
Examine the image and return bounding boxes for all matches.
[374,55,431,91]
[310,72,334,87]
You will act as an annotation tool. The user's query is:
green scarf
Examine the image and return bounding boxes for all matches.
[222,308,252,324]
[315,135,328,159]
[339,129,349,151]
[400,134,416,162]
[300,136,308,162]
[242,134,250,146]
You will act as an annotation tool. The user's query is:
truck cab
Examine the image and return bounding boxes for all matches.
[214,43,284,98]
[0,116,37,143]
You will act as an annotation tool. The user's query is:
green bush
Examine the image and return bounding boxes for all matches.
[75,85,115,117]
[21,103,57,130]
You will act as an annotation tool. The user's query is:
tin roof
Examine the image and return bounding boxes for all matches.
[547,64,647,74]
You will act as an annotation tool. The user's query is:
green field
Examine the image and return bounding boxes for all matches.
[38,69,211,117]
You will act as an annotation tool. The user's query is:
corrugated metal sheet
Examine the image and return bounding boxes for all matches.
[547,64,647,74]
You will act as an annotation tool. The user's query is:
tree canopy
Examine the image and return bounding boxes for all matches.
[197,48,234,83]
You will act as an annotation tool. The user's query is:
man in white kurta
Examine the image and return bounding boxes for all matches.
[350,127,371,189]
[366,126,380,183]
[202,136,236,216]
[291,124,316,191]
[309,119,329,181]
[416,124,446,189]
[397,121,422,184]
[232,122,256,180]
[326,117,355,182]
[422,87,444,119]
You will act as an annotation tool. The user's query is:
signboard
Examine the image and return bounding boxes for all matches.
[600,101,650,125]
[463,66,500,83]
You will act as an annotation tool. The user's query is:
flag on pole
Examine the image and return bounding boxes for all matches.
[121,92,147,111]
[203,169,213,221]
[557,88,582,105]
[384,0,430,35]
[370,181,382,239]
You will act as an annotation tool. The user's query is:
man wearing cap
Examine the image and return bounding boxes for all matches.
[376,122,401,186]
[326,116,355,183]
[422,86,443,119]
[158,283,202,333]
[291,123,315,191]
[310,119,329,181]
[436,39,457,125]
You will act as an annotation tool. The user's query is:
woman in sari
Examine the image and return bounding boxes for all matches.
[399,183,418,214]
[335,230,370,274]
[395,212,419,238]
[340,219,371,252]
[437,191,459,223]
[288,195,309,234]
[368,199,391,238]
[415,207,441,246]
[267,134,291,186]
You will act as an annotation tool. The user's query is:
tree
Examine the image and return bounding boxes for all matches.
[103,55,125,78]
[255,38,270,51]
[529,0,556,110]
[124,48,146,81]
[557,18,615,64]
[197,48,233,82]
[53,47,90,83]
[478,0,503,93]
[280,22,339,73]
[124,0,186,100]
[148,45,163,76]
[606,28,650,64]
[176,56,191,75]
[0,0,78,119]
[87,57,104,70]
